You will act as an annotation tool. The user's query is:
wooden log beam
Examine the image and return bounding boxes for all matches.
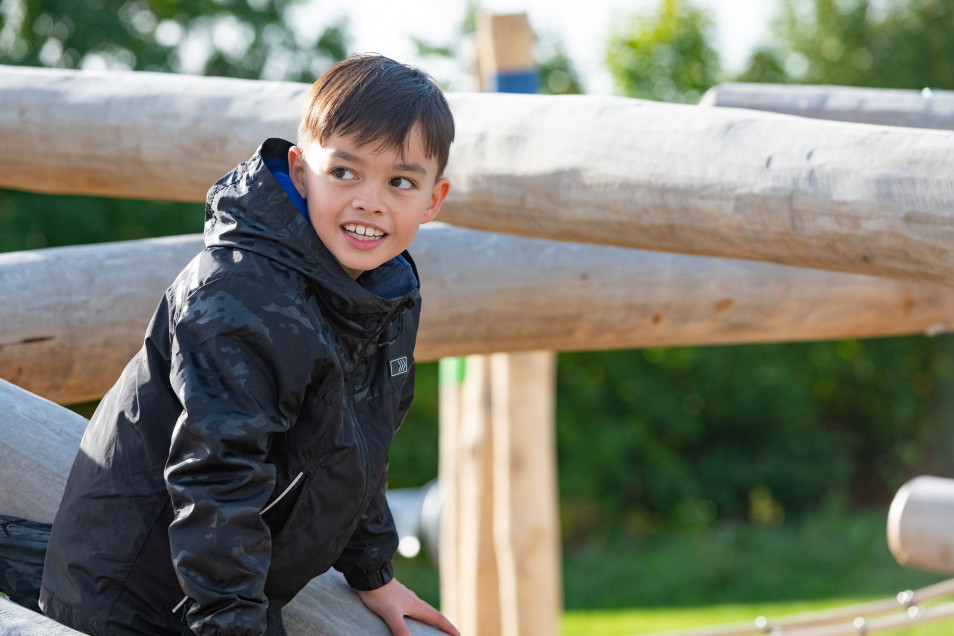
[0,595,85,635]
[0,235,204,405]
[441,92,954,287]
[700,83,954,130]
[0,65,302,201]
[0,379,443,635]
[4,225,954,405]
[4,66,954,285]
[888,475,954,574]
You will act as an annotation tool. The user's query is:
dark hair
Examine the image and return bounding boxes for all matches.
[298,54,455,176]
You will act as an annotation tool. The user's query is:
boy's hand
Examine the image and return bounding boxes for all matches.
[356,578,460,636]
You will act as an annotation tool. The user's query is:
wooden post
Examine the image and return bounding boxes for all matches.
[438,14,561,636]
[438,357,502,633]
[490,352,560,636]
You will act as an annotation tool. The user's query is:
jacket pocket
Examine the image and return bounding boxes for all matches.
[261,471,310,542]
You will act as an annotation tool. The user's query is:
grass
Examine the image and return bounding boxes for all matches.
[562,601,954,636]
[393,508,954,635]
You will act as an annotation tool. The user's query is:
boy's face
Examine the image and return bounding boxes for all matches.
[288,125,450,279]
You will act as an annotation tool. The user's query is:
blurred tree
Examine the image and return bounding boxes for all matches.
[555,335,954,544]
[739,0,954,89]
[604,0,721,103]
[0,0,348,82]
[0,0,350,252]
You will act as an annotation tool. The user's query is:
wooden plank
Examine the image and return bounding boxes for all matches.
[5,226,954,404]
[0,379,443,635]
[700,83,954,130]
[0,596,85,635]
[4,66,954,285]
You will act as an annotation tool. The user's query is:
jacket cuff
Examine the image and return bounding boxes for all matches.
[342,561,394,591]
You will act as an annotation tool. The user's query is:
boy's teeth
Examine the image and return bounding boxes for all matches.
[344,223,383,238]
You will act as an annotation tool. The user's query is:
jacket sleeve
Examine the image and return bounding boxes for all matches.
[333,469,399,590]
[165,278,315,635]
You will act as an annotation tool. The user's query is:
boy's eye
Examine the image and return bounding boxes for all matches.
[391,177,415,190]
[332,168,356,180]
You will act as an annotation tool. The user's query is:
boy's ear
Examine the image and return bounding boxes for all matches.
[423,177,450,224]
[287,145,308,198]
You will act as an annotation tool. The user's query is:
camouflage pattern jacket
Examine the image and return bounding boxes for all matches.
[40,139,420,635]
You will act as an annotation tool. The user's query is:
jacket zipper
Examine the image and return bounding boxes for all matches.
[171,470,306,613]
[347,372,376,507]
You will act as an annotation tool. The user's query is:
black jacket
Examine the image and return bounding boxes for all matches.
[40,139,420,635]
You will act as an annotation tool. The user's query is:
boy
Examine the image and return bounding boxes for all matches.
[39,54,458,636]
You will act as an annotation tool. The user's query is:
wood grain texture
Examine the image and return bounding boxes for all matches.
[0,596,85,635]
[4,66,954,285]
[701,83,954,130]
[4,226,954,404]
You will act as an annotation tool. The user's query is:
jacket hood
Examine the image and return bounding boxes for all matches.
[203,138,420,335]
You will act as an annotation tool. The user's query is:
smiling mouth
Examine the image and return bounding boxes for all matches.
[343,223,385,241]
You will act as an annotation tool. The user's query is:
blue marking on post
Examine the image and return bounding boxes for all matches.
[485,70,539,95]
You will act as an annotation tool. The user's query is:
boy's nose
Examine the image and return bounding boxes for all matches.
[351,184,386,213]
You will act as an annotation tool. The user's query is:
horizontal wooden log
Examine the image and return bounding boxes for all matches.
[3,225,954,405]
[0,380,86,523]
[888,475,954,574]
[0,595,84,635]
[4,66,954,285]
[0,235,205,405]
[700,83,954,130]
[441,92,954,287]
[0,65,302,201]
[0,379,443,635]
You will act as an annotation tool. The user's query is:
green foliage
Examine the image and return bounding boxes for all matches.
[396,508,949,622]
[0,0,349,254]
[556,338,954,542]
[605,0,721,102]
[0,0,348,82]
[562,509,946,610]
[739,0,954,89]
[0,190,202,252]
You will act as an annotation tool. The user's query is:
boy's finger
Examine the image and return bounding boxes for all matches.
[383,612,412,636]
[407,602,460,636]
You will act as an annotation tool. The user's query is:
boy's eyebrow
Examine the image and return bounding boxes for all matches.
[329,149,429,177]
[394,161,429,176]
[330,149,365,165]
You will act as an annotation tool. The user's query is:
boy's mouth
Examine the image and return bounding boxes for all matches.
[343,223,386,242]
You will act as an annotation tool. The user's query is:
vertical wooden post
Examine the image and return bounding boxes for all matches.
[491,352,561,636]
[438,357,502,634]
[475,13,539,93]
[438,13,561,636]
